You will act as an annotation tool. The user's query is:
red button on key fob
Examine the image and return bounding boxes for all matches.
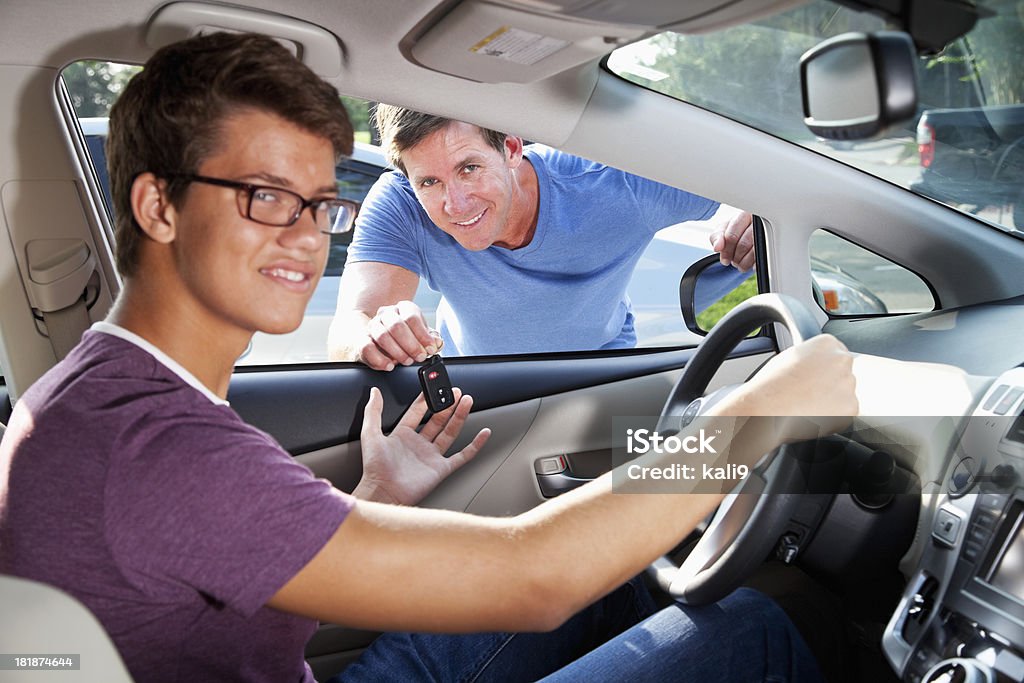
[418,355,454,412]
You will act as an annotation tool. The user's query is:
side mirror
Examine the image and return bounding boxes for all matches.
[800,31,918,140]
[679,255,758,335]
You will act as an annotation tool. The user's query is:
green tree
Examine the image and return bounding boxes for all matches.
[62,61,140,118]
[63,62,382,146]
[920,0,1023,110]
[615,3,892,141]
[341,95,375,144]
[957,0,1024,105]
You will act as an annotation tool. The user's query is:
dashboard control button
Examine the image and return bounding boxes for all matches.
[963,541,982,562]
[980,494,1006,512]
[968,525,990,545]
[995,387,1024,415]
[974,511,997,529]
[934,508,962,546]
[983,385,1010,411]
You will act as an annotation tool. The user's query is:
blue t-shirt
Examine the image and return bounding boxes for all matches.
[348,145,724,356]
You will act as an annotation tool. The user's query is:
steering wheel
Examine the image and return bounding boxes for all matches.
[648,293,823,605]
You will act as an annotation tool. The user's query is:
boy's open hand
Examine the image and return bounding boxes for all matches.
[353,387,491,505]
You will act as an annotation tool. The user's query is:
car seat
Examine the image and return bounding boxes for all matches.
[0,574,135,682]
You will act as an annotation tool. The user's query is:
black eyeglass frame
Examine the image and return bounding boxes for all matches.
[168,173,358,234]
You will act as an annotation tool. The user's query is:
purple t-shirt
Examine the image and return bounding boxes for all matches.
[0,328,354,682]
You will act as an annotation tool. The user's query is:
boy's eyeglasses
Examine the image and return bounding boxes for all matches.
[170,174,357,234]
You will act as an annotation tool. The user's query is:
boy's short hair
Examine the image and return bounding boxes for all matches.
[107,32,353,277]
[373,104,507,175]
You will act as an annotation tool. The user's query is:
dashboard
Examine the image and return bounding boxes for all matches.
[811,296,1024,682]
[826,295,1024,378]
[881,368,1024,683]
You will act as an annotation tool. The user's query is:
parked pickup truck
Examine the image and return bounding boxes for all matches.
[912,104,1024,229]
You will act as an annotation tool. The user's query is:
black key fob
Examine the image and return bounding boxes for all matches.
[418,355,454,412]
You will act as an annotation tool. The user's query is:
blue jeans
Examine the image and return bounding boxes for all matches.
[332,581,823,682]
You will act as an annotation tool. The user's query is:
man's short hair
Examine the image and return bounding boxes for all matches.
[373,104,507,175]
[107,32,353,278]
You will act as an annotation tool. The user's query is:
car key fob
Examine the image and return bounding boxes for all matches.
[419,355,454,412]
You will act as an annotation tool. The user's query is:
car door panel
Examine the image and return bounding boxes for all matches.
[460,350,769,516]
[233,343,773,516]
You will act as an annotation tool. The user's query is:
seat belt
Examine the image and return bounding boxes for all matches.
[25,239,98,361]
[38,297,92,360]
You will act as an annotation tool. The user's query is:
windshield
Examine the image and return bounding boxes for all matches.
[607,0,1024,236]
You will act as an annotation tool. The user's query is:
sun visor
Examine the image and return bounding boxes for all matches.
[409,0,811,83]
[409,1,645,83]
[497,0,738,27]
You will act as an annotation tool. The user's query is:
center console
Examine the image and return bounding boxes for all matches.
[884,368,1024,683]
